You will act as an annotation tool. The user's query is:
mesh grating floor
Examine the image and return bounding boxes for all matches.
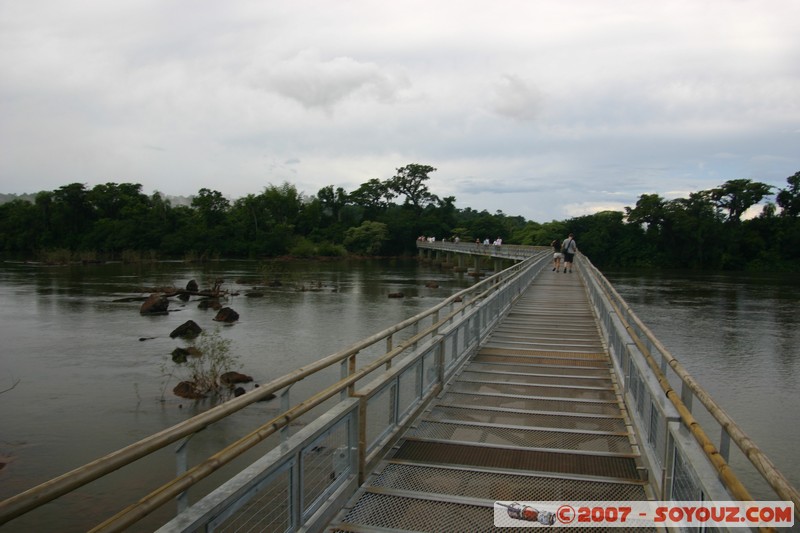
[408,421,633,454]
[372,463,648,501]
[392,440,641,479]
[335,491,654,532]
[337,492,500,533]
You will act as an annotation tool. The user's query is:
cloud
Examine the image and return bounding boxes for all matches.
[261,50,410,111]
[488,75,543,122]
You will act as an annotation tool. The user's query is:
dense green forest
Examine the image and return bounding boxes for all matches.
[1,164,799,271]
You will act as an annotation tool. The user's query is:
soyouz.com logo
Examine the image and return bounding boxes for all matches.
[493,501,795,528]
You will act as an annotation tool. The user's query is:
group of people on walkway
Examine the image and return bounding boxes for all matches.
[551,233,577,273]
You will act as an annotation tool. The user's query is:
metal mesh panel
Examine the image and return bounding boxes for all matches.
[397,362,421,421]
[410,421,633,455]
[443,330,457,370]
[301,417,350,517]
[373,462,648,501]
[422,346,438,392]
[427,405,627,433]
[671,446,701,501]
[627,356,639,401]
[212,468,291,533]
[365,383,395,452]
[648,401,665,468]
[635,368,647,418]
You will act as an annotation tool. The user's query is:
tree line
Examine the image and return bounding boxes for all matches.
[1,164,799,271]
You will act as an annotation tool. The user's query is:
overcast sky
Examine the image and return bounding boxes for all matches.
[1,1,799,222]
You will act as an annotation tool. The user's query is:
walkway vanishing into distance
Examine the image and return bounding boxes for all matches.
[329,261,650,531]
[1,242,798,532]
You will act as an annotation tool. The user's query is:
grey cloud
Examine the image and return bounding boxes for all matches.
[453,176,546,195]
[262,50,409,110]
[489,75,543,122]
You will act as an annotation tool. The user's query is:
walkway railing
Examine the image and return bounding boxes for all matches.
[0,247,549,532]
[579,254,800,509]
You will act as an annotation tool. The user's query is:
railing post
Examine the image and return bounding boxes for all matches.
[385,335,393,370]
[720,428,731,462]
[435,336,445,390]
[174,434,195,514]
[680,382,693,413]
[357,396,367,485]
[280,385,293,442]
[348,354,357,397]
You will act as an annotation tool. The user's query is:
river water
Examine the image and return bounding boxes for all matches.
[0,259,797,531]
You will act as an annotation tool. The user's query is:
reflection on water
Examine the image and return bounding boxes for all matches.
[605,270,800,501]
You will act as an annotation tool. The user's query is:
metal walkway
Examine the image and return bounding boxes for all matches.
[329,270,651,532]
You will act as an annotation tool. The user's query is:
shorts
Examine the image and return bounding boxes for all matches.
[553,252,562,259]
[564,252,575,262]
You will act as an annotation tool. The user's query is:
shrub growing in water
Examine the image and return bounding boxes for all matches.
[165,329,240,401]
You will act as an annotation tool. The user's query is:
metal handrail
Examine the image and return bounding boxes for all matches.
[580,254,800,509]
[0,249,545,529]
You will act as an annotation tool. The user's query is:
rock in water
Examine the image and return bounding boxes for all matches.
[140,294,169,315]
[214,307,239,323]
[173,381,205,399]
[170,320,203,339]
[220,371,253,385]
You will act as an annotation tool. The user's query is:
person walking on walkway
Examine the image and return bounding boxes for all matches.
[551,239,562,271]
[561,233,577,273]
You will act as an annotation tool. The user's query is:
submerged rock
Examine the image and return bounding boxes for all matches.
[221,371,253,386]
[198,298,222,311]
[173,381,205,399]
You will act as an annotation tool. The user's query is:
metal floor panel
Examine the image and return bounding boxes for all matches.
[425,405,628,433]
[476,348,608,364]
[451,380,619,401]
[440,390,624,415]
[467,360,613,378]
[328,266,650,532]
[458,369,612,388]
